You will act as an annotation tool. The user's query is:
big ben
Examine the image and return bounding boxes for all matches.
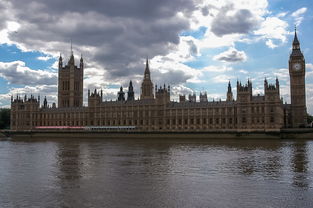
[289,28,307,127]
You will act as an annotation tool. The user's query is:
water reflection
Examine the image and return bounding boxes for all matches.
[0,138,312,208]
[291,141,309,188]
[56,142,82,183]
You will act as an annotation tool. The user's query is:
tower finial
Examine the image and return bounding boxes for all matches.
[70,38,73,55]
[293,26,299,45]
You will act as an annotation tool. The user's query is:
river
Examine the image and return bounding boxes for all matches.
[0,138,312,207]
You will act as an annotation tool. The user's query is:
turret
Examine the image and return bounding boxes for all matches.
[43,96,47,108]
[200,92,208,102]
[155,84,170,104]
[140,58,154,100]
[88,88,102,107]
[236,80,252,102]
[80,54,84,69]
[118,86,125,101]
[144,58,151,80]
[58,46,84,108]
[127,80,135,101]
[189,93,196,102]
[275,77,279,91]
[59,54,63,69]
[226,81,233,102]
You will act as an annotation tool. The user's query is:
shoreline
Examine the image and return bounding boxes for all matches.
[1,128,313,139]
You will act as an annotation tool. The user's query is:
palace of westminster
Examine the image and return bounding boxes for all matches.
[10,30,308,131]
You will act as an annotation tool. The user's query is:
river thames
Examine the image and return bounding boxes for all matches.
[0,138,312,207]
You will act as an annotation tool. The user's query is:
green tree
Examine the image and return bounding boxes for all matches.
[0,108,10,129]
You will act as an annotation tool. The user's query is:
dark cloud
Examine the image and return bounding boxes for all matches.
[152,69,193,86]
[201,7,210,16]
[211,5,259,36]
[0,1,12,30]
[5,0,196,82]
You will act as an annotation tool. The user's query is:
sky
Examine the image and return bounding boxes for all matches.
[0,0,313,114]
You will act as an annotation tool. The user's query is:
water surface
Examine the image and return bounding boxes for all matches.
[0,138,312,207]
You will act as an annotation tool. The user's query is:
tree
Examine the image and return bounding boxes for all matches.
[0,108,10,129]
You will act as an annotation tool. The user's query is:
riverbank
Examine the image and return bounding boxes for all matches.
[2,128,313,139]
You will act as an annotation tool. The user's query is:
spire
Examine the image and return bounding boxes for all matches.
[59,53,63,69]
[141,57,154,100]
[293,26,300,45]
[118,86,125,101]
[80,54,83,68]
[71,38,73,55]
[68,39,75,65]
[290,26,303,57]
[127,80,135,101]
[43,96,47,108]
[276,77,279,88]
[144,58,150,79]
[228,81,232,93]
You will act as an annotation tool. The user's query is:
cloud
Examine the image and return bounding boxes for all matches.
[291,7,307,25]
[0,84,58,107]
[306,84,313,115]
[212,74,235,83]
[306,63,313,77]
[202,65,233,72]
[3,0,196,83]
[213,47,247,62]
[254,16,289,46]
[186,39,199,57]
[239,69,248,74]
[211,5,259,36]
[273,68,289,81]
[265,39,278,49]
[37,55,53,61]
[171,84,194,97]
[0,61,57,85]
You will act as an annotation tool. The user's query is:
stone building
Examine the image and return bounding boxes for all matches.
[10,30,307,131]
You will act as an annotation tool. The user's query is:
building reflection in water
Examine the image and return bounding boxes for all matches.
[291,141,309,188]
[215,140,284,178]
[53,139,173,207]
[49,138,312,207]
[55,141,82,207]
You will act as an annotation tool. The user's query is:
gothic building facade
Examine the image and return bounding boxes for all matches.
[10,31,307,131]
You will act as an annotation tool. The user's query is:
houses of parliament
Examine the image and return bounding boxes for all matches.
[10,30,307,131]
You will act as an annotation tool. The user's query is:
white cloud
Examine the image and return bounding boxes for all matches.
[213,47,247,62]
[212,74,235,83]
[0,84,58,107]
[254,16,289,46]
[273,68,289,81]
[306,63,313,77]
[291,7,307,25]
[201,65,233,72]
[37,55,53,61]
[239,69,248,74]
[0,61,57,85]
[265,39,278,49]
[171,84,194,99]
[306,84,313,115]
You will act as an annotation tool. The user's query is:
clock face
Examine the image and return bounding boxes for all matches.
[293,63,302,71]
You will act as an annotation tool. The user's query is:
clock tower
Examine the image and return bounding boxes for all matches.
[289,28,307,127]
